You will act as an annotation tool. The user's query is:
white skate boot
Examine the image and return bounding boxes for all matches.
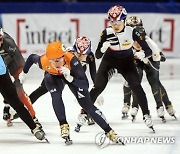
[143,114,155,132]
[166,105,176,119]
[121,103,130,119]
[130,107,138,122]
[74,113,87,132]
[157,106,166,123]
[106,130,124,145]
[60,124,72,145]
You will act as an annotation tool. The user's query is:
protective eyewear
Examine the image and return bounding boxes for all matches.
[110,20,123,25]
[49,57,64,63]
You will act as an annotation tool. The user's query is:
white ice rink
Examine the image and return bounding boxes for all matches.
[0,58,180,154]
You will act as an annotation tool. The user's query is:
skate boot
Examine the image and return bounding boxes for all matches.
[6,107,20,127]
[86,114,95,125]
[3,106,11,121]
[166,105,176,119]
[60,124,72,145]
[106,130,124,145]
[31,126,46,141]
[157,106,166,123]
[74,113,87,132]
[121,103,130,119]
[143,114,155,132]
[33,117,43,129]
[130,107,138,122]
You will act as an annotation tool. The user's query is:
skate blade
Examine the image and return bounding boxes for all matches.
[150,126,155,133]
[160,116,166,123]
[122,115,129,120]
[131,117,136,122]
[64,136,73,145]
[162,118,166,123]
[65,140,73,145]
[74,127,80,132]
[45,138,50,143]
[116,139,125,145]
[173,115,177,120]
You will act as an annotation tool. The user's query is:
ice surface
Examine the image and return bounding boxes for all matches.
[0,59,180,154]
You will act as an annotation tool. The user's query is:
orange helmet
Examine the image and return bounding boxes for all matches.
[46,41,66,60]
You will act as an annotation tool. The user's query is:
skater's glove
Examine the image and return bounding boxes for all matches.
[19,71,27,84]
[101,41,111,53]
[60,67,74,83]
[134,51,145,61]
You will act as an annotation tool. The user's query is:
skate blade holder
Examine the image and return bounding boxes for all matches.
[63,136,73,145]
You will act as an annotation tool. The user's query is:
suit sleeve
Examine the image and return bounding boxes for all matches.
[88,52,96,83]
[70,56,89,90]
[23,54,41,73]
[95,29,107,59]
[133,27,152,57]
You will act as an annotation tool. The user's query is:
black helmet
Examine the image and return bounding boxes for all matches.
[126,16,143,27]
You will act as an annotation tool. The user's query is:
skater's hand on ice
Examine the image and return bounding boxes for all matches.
[60,67,74,83]
[101,41,111,53]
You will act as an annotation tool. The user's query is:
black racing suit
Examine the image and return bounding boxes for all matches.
[29,51,96,104]
[0,32,35,117]
[24,54,112,133]
[90,26,152,116]
[0,71,36,130]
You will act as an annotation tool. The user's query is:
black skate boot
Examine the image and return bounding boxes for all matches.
[3,106,11,121]
[33,117,43,129]
[60,124,72,145]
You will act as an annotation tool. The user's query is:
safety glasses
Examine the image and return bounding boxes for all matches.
[110,20,124,25]
[49,57,64,64]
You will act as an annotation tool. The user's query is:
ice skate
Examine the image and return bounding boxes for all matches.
[74,113,87,132]
[166,105,177,119]
[130,107,138,122]
[74,123,82,132]
[60,124,72,145]
[143,114,155,133]
[106,130,124,145]
[121,103,130,119]
[3,106,11,121]
[33,117,43,129]
[31,126,48,142]
[157,106,166,123]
